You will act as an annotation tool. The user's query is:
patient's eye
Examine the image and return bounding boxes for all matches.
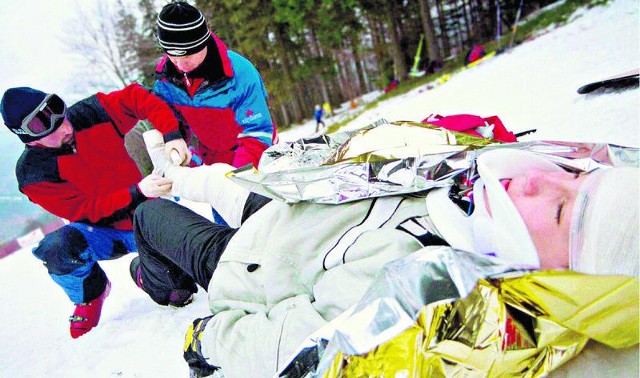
[555,200,565,225]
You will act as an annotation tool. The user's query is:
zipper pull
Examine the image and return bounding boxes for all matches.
[183,72,191,87]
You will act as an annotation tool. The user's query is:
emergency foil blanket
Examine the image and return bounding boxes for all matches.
[277,247,639,378]
[228,120,639,204]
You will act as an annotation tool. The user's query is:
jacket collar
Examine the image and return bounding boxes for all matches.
[155,32,234,85]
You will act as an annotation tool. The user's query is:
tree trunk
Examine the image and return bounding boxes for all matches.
[308,27,332,104]
[365,14,387,86]
[418,0,442,64]
[435,0,452,57]
[360,60,375,93]
[273,24,304,122]
[278,102,290,127]
[385,0,408,80]
[461,0,473,45]
[337,50,359,100]
[351,43,368,94]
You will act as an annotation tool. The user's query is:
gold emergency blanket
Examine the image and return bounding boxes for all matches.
[323,272,639,378]
[277,248,638,378]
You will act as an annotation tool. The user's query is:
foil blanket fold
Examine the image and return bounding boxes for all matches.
[230,121,639,204]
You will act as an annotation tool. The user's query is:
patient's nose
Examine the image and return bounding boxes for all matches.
[525,169,573,196]
[522,169,547,196]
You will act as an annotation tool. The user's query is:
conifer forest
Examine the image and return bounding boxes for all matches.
[103,0,569,128]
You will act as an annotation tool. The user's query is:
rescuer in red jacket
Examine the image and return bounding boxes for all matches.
[0,84,189,338]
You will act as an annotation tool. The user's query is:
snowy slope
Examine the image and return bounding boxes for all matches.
[285,1,639,147]
[0,1,638,377]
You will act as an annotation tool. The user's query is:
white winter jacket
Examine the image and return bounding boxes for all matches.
[200,195,434,377]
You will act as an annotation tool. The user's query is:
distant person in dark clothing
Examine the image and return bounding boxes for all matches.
[427,59,444,74]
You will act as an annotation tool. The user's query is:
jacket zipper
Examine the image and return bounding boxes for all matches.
[183,72,191,88]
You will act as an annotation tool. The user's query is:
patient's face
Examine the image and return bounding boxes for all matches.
[505,168,587,269]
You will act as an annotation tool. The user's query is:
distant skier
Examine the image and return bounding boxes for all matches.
[314,104,325,132]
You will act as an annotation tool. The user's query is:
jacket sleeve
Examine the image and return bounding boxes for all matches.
[96,83,183,139]
[231,58,275,168]
[233,137,271,168]
[21,180,146,227]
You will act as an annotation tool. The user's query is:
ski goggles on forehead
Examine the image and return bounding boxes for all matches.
[20,94,66,137]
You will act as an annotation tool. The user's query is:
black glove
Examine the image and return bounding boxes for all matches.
[184,316,219,377]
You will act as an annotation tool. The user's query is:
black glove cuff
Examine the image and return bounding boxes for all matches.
[184,316,219,377]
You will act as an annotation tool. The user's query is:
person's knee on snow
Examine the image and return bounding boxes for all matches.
[130,255,196,308]
[32,226,89,279]
[132,201,198,307]
[32,224,128,301]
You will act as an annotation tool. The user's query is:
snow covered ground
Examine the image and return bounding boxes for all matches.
[285,2,639,147]
[0,1,638,377]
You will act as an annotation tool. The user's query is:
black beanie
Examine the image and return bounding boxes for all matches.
[0,87,63,143]
[156,1,211,56]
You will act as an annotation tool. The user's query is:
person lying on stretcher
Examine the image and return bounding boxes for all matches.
[132,130,638,378]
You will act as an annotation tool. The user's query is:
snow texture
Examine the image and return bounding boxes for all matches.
[0,1,637,377]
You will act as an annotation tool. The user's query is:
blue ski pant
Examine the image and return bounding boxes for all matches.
[32,223,136,304]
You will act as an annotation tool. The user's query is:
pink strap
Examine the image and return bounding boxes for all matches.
[422,113,516,143]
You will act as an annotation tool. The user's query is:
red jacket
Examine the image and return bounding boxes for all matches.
[17,84,182,230]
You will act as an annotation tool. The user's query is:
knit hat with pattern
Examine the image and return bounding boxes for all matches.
[156,1,211,56]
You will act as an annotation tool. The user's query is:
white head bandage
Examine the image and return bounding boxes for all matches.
[570,167,639,277]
